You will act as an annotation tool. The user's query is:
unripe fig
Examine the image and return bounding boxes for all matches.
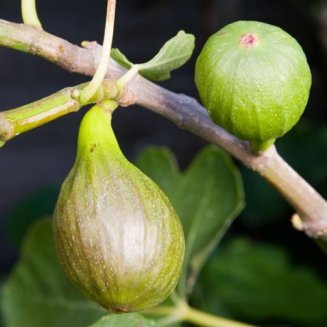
[53,101,184,313]
[195,21,312,151]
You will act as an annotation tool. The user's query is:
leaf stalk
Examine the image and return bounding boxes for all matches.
[79,0,116,105]
[21,0,42,28]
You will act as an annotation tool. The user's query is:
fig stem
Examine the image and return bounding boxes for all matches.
[79,0,116,105]
[21,0,42,28]
[98,99,118,113]
[250,138,276,153]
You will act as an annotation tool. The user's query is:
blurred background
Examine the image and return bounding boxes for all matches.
[0,0,326,326]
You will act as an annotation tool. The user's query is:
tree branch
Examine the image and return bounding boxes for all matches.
[0,80,119,142]
[0,19,326,245]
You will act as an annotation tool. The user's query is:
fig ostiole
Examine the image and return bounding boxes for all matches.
[195,20,312,152]
[53,100,185,313]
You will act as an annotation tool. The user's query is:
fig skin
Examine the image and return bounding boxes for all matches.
[195,21,312,152]
[53,101,185,313]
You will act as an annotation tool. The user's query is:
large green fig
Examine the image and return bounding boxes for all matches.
[195,21,311,151]
[53,101,185,313]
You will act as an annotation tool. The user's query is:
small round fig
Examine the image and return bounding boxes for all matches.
[195,21,312,151]
[53,101,185,313]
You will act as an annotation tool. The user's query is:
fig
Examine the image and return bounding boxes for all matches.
[53,101,185,313]
[195,21,311,151]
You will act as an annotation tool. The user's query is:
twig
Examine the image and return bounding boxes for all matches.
[0,80,119,142]
[0,19,326,243]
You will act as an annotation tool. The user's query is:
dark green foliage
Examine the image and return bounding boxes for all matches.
[241,121,327,227]
[7,187,58,247]
[136,146,245,296]
[195,238,327,326]
[2,219,105,327]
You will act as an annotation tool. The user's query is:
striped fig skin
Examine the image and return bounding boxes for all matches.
[53,103,185,313]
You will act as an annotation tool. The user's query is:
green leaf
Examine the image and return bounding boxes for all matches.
[6,186,59,247]
[239,168,288,227]
[136,146,245,297]
[1,219,105,327]
[278,120,327,198]
[197,238,327,326]
[139,30,195,81]
[0,280,5,327]
[135,147,179,196]
[89,314,161,327]
[111,31,195,81]
[110,48,133,69]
